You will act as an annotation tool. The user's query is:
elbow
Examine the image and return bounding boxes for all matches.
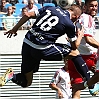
[24,11,36,18]
[71,44,79,50]
[72,47,78,50]
[24,14,30,18]
[74,43,81,49]
[49,84,52,88]
[70,41,80,50]
[49,84,54,90]
[76,44,80,49]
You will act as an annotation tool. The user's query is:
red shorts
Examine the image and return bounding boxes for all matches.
[68,53,97,84]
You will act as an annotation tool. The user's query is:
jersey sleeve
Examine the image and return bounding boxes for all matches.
[50,70,60,85]
[66,23,77,42]
[37,6,50,16]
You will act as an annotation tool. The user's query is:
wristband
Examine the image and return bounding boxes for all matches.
[84,81,88,88]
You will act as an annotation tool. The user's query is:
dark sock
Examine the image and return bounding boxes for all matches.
[12,73,27,87]
[72,55,94,89]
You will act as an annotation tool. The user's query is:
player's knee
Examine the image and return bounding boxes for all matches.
[25,71,33,87]
[26,80,32,87]
[21,76,33,88]
[22,83,32,88]
[12,73,28,88]
[19,79,32,88]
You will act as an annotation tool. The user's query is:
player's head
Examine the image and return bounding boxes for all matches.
[68,4,82,22]
[63,58,68,71]
[57,0,75,9]
[84,0,98,17]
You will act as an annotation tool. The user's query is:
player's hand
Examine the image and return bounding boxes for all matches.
[75,21,82,30]
[4,30,17,38]
[57,88,64,98]
[77,27,84,37]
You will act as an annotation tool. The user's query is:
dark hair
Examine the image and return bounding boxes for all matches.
[22,7,28,11]
[85,0,98,5]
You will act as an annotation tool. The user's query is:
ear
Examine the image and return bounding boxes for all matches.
[83,5,86,10]
[76,15,78,19]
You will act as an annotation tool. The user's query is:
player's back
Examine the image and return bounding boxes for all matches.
[26,6,75,45]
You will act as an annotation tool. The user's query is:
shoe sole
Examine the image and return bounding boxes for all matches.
[0,76,6,86]
[0,68,13,87]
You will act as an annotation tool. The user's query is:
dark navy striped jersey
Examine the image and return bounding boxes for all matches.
[25,6,77,45]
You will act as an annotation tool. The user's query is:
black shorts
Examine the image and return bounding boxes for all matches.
[21,42,71,73]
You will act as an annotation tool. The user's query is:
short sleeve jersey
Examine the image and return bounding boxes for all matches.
[25,6,77,45]
[78,13,97,55]
[50,68,71,98]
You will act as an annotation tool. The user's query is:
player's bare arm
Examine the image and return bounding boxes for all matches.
[70,28,84,50]
[85,36,99,48]
[4,11,37,38]
[49,83,63,98]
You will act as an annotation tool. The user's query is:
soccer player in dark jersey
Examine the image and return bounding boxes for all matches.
[0,2,93,89]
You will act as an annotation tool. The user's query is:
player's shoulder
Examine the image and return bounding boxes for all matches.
[53,69,61,78]
[38,6,57,14]
[42,6,56,10]
[80,13,92,19]
[55,68,62,74]
[56,68,62,73]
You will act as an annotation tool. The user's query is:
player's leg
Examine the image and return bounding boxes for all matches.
[66,49,91,83]
[0,42,41,87]
[68,60,83,99]
[12,42,41,87]
[42,43,91,85]
[68,54,99,97]
[72,90,81,99]
[12,71,33,87]
[82,54,97,73]
[84,52,99,86]
[0,69,33,87]
[88,48,99,86]
[83,54,99,96]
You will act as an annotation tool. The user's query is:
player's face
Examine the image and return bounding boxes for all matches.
[64,60,68,71]
[71,15,80,22]
[22,9,28,16]
[85,1,98,17]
